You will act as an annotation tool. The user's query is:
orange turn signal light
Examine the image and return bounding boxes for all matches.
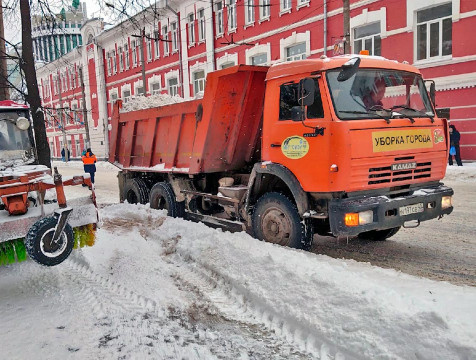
[359,50,370,56]
[345,213,359,227]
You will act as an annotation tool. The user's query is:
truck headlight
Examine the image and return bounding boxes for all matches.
[358,210,374,225]
[344,210,374,226]
[441,196,452,209]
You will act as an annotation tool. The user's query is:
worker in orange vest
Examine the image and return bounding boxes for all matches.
[81,148,97,185]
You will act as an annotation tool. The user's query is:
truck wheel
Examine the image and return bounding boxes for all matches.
[252,192,313,250]
[358,227,400,241]
[25,216,74,266]
[149,182,184,218]
[124,178,150,204]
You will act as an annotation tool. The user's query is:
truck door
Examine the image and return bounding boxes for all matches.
[262,76,331,191]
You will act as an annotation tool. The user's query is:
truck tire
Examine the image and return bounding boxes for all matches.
[149,182,185,218]
[252,192,313,250]
[25,216,74,266]
[358,226,400,241]
[124,178,150,204]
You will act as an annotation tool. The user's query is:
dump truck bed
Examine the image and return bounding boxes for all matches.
[109,65,269,174]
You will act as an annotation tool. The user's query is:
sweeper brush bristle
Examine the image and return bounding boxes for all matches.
[0,239,28,266]
[73,224,96,249]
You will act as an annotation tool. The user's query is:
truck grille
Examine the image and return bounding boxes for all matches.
[368,158,431,185]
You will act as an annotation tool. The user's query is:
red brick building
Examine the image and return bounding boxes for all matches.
[37,0,476,159]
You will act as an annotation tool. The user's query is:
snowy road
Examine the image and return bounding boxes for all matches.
[1,162,474,359]
[55,161,476,286]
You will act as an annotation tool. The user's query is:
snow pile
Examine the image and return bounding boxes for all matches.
[83,203,476,359]
[120,94,185,113]
[444,162,476,182]
[52,160,119,171]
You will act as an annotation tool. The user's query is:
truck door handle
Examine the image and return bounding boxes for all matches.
[270,143,281,148]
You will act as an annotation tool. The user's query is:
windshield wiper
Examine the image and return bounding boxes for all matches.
[390,105,435,123]
[339,110,391,124]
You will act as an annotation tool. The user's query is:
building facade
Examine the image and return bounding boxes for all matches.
[32,2,87,63]
[37,0,476,160]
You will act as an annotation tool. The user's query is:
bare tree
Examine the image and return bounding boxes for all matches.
[19,0,50,167]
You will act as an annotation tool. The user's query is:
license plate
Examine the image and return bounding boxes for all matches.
[399,203,424,216]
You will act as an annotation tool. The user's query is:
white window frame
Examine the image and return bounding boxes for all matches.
[281,0,291,14]
[132,40,138,67]
[216,52,238,69]
[121,84,131,103]
[227,0,237,32]
[352,22,381,56]
[260,0,270,20]
[162,25,169,56]
[154,30,160,58]
[192,70,206,96]
[112,50,117,74]
[168,77,179,96]
[148,74,162,95]
[188,13,195,46]
[297,0,310,9]
[165,69,180,97]
[134,79,144,97]
[118,46,124,71]
[147,33,153,61]
[198,9,206,41]
[280,31,310,62]
[250,53,268,66]
[215,2,224,36]
[124,43,130,69]
[415,3,452,62]
[171,22,178,52]
[245,0,255,25]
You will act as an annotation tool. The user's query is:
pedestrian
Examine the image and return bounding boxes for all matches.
[81,148,97,185]
[61,147,65,162]
[66,148,71,161]
[448,125,463,166]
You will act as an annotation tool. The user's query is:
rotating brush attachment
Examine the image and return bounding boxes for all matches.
[73,224,96,249]
[0,239,27,266]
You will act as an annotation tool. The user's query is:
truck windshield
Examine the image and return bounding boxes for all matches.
[0,111,34,161]
[326,69,434,120]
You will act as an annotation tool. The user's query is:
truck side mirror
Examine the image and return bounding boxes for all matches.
[429,82,436,106]
[337,57,361,82]
[291,106,305,121]
[298,78,315,106]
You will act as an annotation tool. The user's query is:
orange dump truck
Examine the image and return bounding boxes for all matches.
[109,56,453,249]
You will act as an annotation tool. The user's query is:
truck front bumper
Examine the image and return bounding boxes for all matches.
[328,184,454,236]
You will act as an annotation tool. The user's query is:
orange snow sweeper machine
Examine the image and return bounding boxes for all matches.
[0,101,97,266]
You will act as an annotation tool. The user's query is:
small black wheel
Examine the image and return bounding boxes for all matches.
[252,192,313,250]
[149,182,184,218]
[358,227,400,241]
[25,216,74,266]
[124,178,150,204]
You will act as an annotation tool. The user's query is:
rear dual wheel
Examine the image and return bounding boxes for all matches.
[149,182,184,218]
[124,178,150,204]
[252,192,313,250]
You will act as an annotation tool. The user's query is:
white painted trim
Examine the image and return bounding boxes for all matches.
[448,118,476,122]
[414,54,476,69]
[279,31,310,61]
[216,52,238,69]
[148,74,162,94]
[121,83,131,98]
[189,60,207,86]
[105,61,180,87]
[407,0,460,28]
[432,72,476,91]
[245,43,271,65]
[448,104,476,110]
[350,7,387,39]
[215,0,381,54]
[460,10,476,19]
